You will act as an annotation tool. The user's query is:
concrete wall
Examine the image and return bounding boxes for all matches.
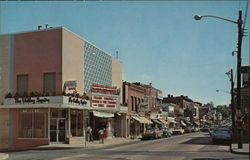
[0,109,10,150]
[62,29,84,94]
[14,29,63,95]
[112,58,123,102]
[0,35,13,104]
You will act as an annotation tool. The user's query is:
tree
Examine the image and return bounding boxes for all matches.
[216,105,229,118]
[205,101,215,110]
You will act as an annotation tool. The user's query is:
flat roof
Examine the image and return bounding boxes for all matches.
[0,26,122,63]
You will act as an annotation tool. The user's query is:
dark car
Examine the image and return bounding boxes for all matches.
[200,126,210,132]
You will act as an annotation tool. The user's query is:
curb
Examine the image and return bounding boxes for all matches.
[0,153,9,160]
[229,144,250,155]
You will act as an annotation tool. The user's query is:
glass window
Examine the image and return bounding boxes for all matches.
[19,109,32,138]
[17,74,28,95]
[44,72,56,94]
[19,109,48,138]
[34,110,48,138]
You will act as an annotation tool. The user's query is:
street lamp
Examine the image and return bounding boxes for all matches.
[194,11,243,149]
[216,90,230,94]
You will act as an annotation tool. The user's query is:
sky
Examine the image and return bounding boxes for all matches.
[0,1,249,106]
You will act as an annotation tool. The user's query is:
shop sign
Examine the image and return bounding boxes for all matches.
[91,83,118,95]
[64,80,77,90]
[92,95,118,109]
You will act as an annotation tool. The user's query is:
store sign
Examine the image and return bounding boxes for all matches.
[64,80,77,90]
[91,83,119,109]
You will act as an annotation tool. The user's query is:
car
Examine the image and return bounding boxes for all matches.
[162,129,172,137]
[172,128,184,135]
[184,126,193,133]
[200,126,210,132]
[211,127,232,143]
[141,128,163,140]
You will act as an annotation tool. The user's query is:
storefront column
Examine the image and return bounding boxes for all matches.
[67,108,71,138]
[107,119,112,139]
[48,108,50,142]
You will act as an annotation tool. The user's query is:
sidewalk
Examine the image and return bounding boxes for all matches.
[0,153,9,160]
[231,143,249,155]
[36,137,140,150]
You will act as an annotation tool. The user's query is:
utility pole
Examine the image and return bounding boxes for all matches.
[229,69,235,143]
[236,10,243,149]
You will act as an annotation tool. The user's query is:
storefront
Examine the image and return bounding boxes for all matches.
[89,111,115,140]
[0,104,91,150]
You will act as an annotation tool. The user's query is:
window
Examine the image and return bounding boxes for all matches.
[19,109,48,138]
[34,110,48,138]
[44,73,56,94]
[19,110,32,138]
[17,74,28,95]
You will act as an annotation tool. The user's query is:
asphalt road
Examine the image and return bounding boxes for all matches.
[7,132,249,160]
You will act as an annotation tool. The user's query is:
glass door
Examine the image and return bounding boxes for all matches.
[50,119,66,142]
[58,119,66,142]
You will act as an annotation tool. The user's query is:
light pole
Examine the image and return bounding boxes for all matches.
[194,10,243,149]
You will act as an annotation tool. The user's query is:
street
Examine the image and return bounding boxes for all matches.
[7,132,249,160]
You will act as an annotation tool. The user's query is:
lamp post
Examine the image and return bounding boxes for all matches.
[194,10,243,149]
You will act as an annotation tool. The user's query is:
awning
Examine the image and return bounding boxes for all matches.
[159,119,169,125]
[132,116,144,123]
[93,111,114,118]
[180,121,186,126]
[168,118,178,124]
[140,117,153,124]
[184,121,191,125]
[151,119,163,125]
[193,121,200,126]
[132,116,152,124]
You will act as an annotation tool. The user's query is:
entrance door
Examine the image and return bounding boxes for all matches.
[50,119,66,142]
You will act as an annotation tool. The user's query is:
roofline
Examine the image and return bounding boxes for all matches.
[0,26,120,61]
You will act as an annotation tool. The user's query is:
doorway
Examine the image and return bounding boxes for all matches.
[50,119,66,142]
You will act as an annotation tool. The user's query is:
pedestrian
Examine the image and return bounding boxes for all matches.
[98,128,104,144]
[87,125,93,142]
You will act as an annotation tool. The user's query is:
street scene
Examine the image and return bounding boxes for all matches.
[0,1,249,160]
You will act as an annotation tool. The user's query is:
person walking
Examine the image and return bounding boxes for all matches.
[98,128,104,144]
[87,126,93,142]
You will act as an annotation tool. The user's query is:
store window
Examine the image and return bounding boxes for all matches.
[19,109,48,138]
[44,72,56,94]
[19,109,32,138]
[34,109,48,138]
[17,74,28,95]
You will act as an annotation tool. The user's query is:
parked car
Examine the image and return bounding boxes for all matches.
[162,129,172,138]
[141,128,163,140]
[211,127,232,143]
[184,126,193,133]
[172,128,184,135]
[200,126,210,132]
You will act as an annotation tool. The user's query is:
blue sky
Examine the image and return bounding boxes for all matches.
[0,1,249,106]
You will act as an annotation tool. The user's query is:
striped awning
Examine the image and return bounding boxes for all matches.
[132,116,152,124]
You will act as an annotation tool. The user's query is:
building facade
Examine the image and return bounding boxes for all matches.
[0,27,124,150]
